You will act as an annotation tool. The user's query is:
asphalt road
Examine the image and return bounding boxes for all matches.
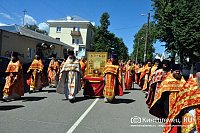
[0,84,164,133]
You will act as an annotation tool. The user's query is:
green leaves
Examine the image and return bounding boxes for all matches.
[131,22,156,62]
[152,0,200,63]
[91,12,129,61]
[24,24,48,35]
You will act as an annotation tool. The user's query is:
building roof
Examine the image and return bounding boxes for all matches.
[47,15,95,26]
[0,25,19,33]
[58,15,89,22]
[0,25,74,49]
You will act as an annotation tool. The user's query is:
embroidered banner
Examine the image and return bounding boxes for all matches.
[86,52,108,77]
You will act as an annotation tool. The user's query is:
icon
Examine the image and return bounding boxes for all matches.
[131,116,141,123]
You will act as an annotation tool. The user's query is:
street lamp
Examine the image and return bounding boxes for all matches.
[141,12,150,63]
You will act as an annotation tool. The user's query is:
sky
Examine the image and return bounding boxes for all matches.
[0,0,165,55]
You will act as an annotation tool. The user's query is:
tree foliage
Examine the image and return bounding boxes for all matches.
[24,24,48,35]
[130,22,157,62]
[91,12,129,61]
[152,0,200,63]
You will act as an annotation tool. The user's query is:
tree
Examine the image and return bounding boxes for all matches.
[130,22,157,62]
[152,0,200,63]
[92,12,129,60]
[24,24,48,35]
[100,12,110,31]
[92,12,111,52]
[112,37,129,60]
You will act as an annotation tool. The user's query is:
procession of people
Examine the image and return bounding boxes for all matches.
[1,50,200,132]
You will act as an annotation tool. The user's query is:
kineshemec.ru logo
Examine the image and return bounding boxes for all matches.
[131,116,181,124]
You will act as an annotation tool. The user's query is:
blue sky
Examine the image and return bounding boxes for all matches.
[0,0,165,55]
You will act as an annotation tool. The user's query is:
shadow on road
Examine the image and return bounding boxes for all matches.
[62,96,103,103]
[40,89,57,93]
[74,96,102,103]
[132,87,141,90]
[123,92,131,95]
[111,98,136,104]
[47,90,57,93]
[19,96,47,102]
[0,105,24,111]
[124,87,140,91]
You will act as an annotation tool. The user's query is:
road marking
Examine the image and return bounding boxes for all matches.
[66,98,99,133]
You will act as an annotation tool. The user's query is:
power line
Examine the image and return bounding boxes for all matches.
[109,26,141,31]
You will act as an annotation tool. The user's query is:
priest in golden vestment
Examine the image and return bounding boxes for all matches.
[163,62,200,133]
[150,64,186,119]
[146,59,170,108]
[3,52,24,101]
[48,54,60,87]
[103,54,123,103]
[79,56,87,77]
[57,51,83,102]
[123,60,134,90]
[27,52,45,93]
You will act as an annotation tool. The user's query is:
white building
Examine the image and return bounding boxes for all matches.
[47,16,95,59]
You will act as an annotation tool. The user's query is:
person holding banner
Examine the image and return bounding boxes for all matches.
[103,54,123,103]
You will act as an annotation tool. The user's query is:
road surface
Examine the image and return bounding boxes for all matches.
[0,84,164,133]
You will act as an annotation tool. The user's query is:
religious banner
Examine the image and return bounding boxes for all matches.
[86,52,108,77]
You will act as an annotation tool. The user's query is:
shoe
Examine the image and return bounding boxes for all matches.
[2,96,9,102]
[104,98,108,103]
[29,90,35,94]
[69,99,75,103]
[68,95,75,103]
[145,92,148,98]
[2,98,8,102]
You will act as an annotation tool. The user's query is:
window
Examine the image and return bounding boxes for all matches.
[72,26,80,31]
[56,27,61,32]
[77,27,80,31]
[76,39,79,44]
[27,48,31,59]
[56,38,60,41]
[79,46,85,51]
[72,39,75,44]
[73,27,76,31]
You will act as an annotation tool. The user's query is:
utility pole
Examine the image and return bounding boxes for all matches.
[23,9,27,26]
[136,38,140,64]
[136,37,143,64]
[143,12,150,63]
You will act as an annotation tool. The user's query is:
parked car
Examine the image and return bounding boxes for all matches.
[0,56,10,98]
